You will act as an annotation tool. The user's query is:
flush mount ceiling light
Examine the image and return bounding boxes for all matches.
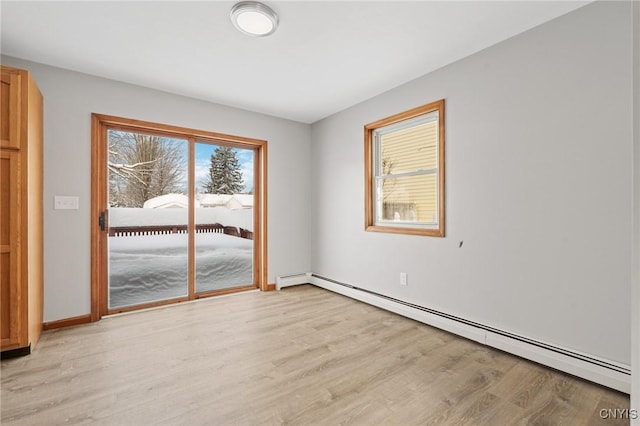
[230,1,279,37]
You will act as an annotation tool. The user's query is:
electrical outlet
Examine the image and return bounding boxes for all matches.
[54,196,79,210]
[400,272,408,286]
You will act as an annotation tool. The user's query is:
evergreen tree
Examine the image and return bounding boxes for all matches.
[203,146,245,194]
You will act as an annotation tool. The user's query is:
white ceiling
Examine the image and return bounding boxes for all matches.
[1,1,588,123]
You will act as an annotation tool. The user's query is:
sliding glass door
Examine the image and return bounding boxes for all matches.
[93,115,266,316]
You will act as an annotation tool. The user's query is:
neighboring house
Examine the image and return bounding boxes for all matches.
[381,119,437,223]
[142,193,254,210]
[143,193,198,209]
[197,193,253,210]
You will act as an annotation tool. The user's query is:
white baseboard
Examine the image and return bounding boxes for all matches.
[485,332,630,393]
[275,272,312,290]
[275,273,631,393]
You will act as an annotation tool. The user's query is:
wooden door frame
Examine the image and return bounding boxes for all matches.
[90,114,268,321]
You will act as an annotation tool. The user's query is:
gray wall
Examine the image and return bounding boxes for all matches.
[311,1,632,365]
[0,56,312,322]
[632,0,639,418]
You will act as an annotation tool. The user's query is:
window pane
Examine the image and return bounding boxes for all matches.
[194,142,254,293]
[378,114,438,176]
[377,173,437,224]
[107,130,189,309]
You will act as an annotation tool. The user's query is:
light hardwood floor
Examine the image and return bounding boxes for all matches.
[1,285,630,425]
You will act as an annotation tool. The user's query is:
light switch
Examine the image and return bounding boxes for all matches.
[54,196,79,210]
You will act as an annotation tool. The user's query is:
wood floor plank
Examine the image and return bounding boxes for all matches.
[1,285,630,425]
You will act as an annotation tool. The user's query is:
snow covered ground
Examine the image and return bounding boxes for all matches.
[108,233,253,309]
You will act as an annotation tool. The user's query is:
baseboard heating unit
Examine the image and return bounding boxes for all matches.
[276,273,631,393]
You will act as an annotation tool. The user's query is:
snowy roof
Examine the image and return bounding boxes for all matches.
[198,194,232,206]
[198,193,253,209]
[231,194,254,207]
[143,193,253,209]
[143,194,200,209]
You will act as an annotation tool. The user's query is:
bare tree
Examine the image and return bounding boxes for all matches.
[108,131,186,207]
[381,152,396,201]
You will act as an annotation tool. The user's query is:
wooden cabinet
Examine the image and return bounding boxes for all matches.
[0,66,43,356]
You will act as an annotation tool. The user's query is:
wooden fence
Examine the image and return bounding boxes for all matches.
[108,223,253,240]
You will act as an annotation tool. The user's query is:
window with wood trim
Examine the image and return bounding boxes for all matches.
[365,99,445,237]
